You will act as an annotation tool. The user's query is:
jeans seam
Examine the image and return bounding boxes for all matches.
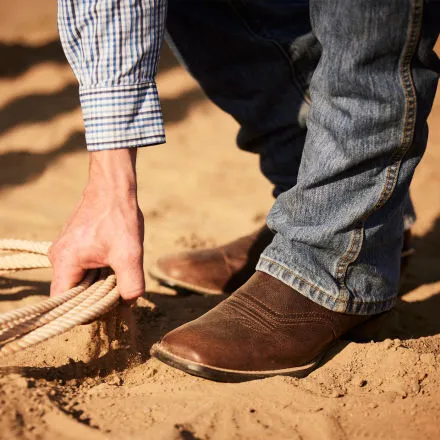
[334,0,423,294]
[227,0,309,102]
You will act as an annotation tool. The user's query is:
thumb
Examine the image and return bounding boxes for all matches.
[113,256,145,302]
[50,259,86,297]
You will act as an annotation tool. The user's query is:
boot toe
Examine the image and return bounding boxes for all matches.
[156,325,208,365]
[150,249,230,293]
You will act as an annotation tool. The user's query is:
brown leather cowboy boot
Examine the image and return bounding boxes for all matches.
[149,226,274,295]
[149,226,414,296]
[151,271,375,382]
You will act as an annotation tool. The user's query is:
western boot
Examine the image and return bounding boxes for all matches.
[149,226,274,295]
[151,271,376,382]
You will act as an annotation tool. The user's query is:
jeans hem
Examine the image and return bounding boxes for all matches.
[256,256,396,316]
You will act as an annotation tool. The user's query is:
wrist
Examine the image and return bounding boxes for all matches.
[88,148,138,194]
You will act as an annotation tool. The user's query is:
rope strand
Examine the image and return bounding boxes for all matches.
[0,240,121,358]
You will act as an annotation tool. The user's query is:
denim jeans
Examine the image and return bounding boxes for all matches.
[167,0,439,314]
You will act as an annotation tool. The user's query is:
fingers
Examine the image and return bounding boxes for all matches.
[112,251,145,302]
[49,247,86,297]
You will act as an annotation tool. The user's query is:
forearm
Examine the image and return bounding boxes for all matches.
[58,0,167,151]
[52,0,168,300]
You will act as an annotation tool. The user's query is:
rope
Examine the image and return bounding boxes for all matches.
[0,253,51,271]
[0,239,51,255]
[0,239,121,359]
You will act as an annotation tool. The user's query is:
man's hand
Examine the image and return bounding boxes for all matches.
[48,149,145,302]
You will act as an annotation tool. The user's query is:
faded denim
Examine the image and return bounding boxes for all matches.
[166,0,439,314]
[258,0,440,314]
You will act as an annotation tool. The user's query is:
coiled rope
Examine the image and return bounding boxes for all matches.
[0,239,120,358]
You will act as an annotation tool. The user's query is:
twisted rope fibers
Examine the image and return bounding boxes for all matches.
[0,240,121,358]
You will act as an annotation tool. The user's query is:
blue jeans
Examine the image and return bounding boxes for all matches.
[167,0,439,314]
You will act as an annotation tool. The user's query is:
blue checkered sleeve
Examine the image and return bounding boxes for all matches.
[58,0,167,151]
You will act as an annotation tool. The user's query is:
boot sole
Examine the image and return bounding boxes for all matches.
[149,265,224,296]
[150,343,321,382]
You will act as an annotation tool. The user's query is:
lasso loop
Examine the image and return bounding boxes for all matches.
[0,239,120,358]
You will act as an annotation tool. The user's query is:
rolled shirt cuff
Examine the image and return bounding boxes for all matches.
[79,81,165,151]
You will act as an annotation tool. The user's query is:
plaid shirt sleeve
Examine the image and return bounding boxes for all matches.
[58,0,167,151]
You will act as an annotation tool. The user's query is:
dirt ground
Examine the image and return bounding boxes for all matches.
[0,1,439,439]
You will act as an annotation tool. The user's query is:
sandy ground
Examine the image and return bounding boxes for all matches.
[0,1,440,439]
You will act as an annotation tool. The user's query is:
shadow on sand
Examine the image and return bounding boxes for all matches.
[0,41,66,78]
[0,130,85,191]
